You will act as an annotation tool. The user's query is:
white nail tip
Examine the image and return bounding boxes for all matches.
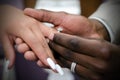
[57,27,63,33]
[48,33,54,40]
[5,59,9,72]
[46,38,50,43]
[55,64,64,75]
[47,58,64,75]
[47,58,56,70]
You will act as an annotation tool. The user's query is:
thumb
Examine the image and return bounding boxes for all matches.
[2,33,15,69]
[24,8,67,26]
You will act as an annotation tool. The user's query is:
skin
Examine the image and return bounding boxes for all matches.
[0,5,56,69]
[23,8,109,40]
[15,8,120,79]
[50,33,120,80]
[16,35,120,80]
[15,8,109,62]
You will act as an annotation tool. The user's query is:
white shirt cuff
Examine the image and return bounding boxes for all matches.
[88,17,114,43]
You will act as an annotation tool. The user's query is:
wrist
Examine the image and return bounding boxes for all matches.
[89,19,110,41]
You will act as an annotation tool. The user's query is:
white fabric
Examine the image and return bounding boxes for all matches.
[89,16,114,43]
[45,68,74,80]
[89,0,120,44]
[35,0,81,14]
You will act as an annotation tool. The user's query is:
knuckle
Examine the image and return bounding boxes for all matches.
[99,43,111,59]
[31,19,39,26]
[98,63,108,73]
[17,43,29,53]
[53,34,61,42]
[94,60,108,73]
[26,37,40,49]
[27,19,39,28]
[68,38,80,49]
[39,9,52,21]
[63,49,73,59]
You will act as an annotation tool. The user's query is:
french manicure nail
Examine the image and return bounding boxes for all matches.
[57,27,63,33]
[47,58,56,70]
[48,33,54,40]
[14,44,17,49]
[55,64,64,75]
[4,59,9,72]
[46,38,50,43]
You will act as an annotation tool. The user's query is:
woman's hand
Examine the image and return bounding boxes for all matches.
[0,5,56,69]
[49,33,120,80]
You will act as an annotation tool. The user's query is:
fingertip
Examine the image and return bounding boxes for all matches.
[2,35,15,69]
[24,8,37,16]
[17,43,30,54]
[7,54,15,69]
[47,58,56,70]
[8,60,14,69]
[48,33,54,40]
[24,51,37,61]
[15,37,23,45]
[37,60,45,67]
[24,8,33,13]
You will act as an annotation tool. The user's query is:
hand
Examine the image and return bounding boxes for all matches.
[49,33,120,80]
[0,5,56,69]
[23,8,110,41]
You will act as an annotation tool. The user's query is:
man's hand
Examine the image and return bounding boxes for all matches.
[16,31,120,79]
[49,33,120,80]
[24,8,110,41]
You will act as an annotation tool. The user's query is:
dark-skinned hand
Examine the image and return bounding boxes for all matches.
[49,33,120,80]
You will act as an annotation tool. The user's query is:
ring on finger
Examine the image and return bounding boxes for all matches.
[71,62,77,73]
[57,27,63,33]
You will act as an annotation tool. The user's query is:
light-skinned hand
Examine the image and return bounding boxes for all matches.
[0,5,56,69]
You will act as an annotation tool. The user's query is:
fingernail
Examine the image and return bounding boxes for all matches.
[48,33,54,40]
[4,59,10,72]
[14,44,17,49]
[57,27,63,33]
[46,38,50,43]
[55,64,64,75]
[47,58,56,70]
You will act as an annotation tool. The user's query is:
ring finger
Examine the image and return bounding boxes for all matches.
[59,57,101,80]
[49,41,107,73]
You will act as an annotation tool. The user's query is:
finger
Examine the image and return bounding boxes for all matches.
[30,23,56,62]
[16,43,30,54]
[55,59,65,68]
[24,8,72,34]
[37,60,47,68]
[20,26,56,69]
[2,33,15,69]
[24,51,37,61]
[15,37,23,45]
[36,21,57,38]
[49,41,107,73]
[52,33,109,59]
[20,29,49,65]
[15,39,38,61]
[24,8,67,26]
[60,57,101,80]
